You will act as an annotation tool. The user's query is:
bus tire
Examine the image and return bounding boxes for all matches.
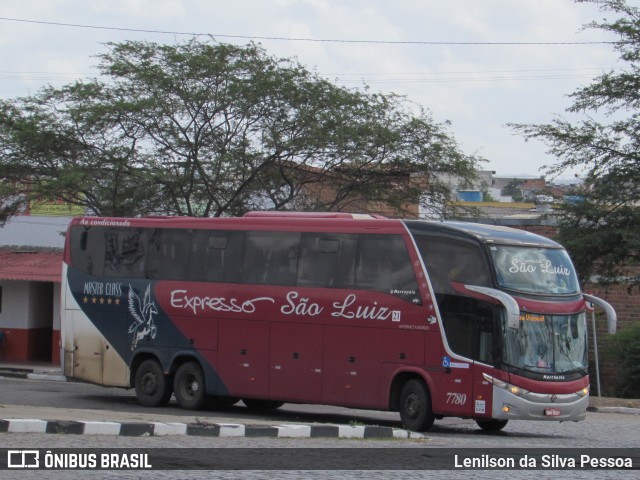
[399,379,435,432]
[134,359,173,407]
[475,419,509,432]
[173,361,207,410]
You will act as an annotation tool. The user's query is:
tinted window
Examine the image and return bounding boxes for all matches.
[441,308,497,364]
[414,234,498,363]
[69,226,419,302]
[297,233,357,288]
[69,226,105,276]
[191,230,245,283]
[104,228,147,278]
[415,236,491,294]
[147,229,191,280]
[243,231,300,285]
[490,245,580,295]
[355,235,419,300]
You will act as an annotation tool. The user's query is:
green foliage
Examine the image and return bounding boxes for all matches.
[501,178,524,202]
[556,177,640,286]
[606,323,640,398]
[510,0,640,288]
[0,39,479,218]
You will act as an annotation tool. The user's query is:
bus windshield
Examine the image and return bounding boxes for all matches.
[489,245,580,295]
[503,312,588,374]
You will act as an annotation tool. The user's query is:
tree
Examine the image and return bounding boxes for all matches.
[0,39,479,219]
[510,0,640,287]
[501,178,525,202]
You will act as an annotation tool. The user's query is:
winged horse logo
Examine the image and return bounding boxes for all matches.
[127,285,158,351]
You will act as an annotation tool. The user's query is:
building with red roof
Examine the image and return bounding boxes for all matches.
[0,216,69,364]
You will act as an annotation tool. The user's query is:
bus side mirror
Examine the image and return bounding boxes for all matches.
[583,293,617,334]
[464,285,521,329]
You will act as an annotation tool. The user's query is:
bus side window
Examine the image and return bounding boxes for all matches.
[155,229,191,280]
[104,228,147,278]
[355,235,420,302]
[243,232,300,286]
[416,234,497,363]
[69,226,105,276]
[417,236,491,295]
[297,233,357,288]
[191,230,245,283]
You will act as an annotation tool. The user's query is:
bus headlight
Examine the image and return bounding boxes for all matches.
[576,386,589,397]
[509,385,528,396]
[483,373,529,396]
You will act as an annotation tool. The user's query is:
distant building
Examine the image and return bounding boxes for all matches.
[0,216,69,365]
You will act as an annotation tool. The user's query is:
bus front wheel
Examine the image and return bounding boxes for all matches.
[173,361,207,410]
[399,379,435,432]
[475,419,509,432]
[134,359,173,407]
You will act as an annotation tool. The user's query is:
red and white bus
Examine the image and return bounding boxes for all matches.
[61,212,616,431]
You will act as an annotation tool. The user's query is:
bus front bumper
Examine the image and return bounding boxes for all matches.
[490,385,589,422]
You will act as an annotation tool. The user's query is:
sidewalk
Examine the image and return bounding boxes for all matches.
[1,362,639,438]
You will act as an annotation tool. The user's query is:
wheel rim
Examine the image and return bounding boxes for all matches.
[142,372,158,396]
[182,374,199,398]
[405,392,421,419]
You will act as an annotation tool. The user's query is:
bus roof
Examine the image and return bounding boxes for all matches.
[67,215,561,248]
[403,220,562,248]
[67,214,403,235]
[243,211,386,219]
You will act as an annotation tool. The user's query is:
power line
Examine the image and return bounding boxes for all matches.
[331,67,621,84]
[327,67,620,76]
[1,66,617,77]
[0,16,622,46]
[0,66,621,86]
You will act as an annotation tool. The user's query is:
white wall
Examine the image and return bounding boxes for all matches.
[0,280,30,328]
[0,281,55,330]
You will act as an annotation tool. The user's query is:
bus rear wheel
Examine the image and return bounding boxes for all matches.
[398,379,435,432]
[173,361,207,410]
[134,359,173,407]
[475,419,509,432]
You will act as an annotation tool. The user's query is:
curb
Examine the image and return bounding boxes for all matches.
[26,373,67,382]
[0,418,426,439]
[1,368,66,382]
[587,406,640,416]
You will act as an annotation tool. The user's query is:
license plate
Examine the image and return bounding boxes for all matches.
[545,408,561,417]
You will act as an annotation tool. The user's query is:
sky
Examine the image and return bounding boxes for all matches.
[0,0,631,180]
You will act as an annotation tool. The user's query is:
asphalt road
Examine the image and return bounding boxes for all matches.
[1,376,639,479]
[0,375,406,427]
